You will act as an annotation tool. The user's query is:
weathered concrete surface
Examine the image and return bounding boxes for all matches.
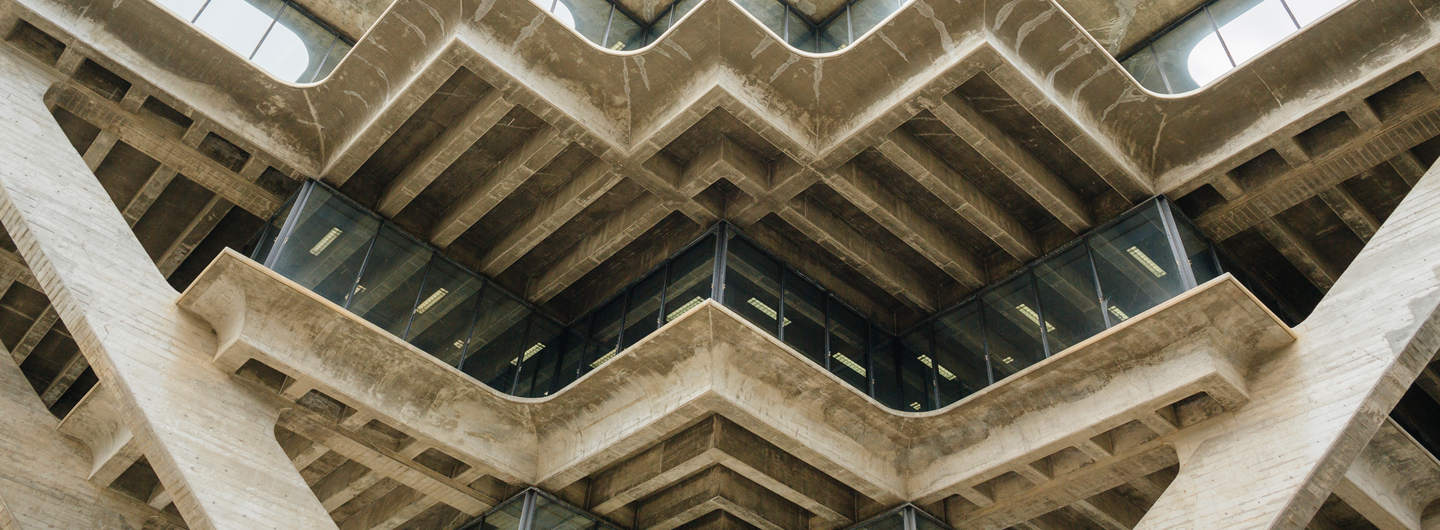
[1135,149,1440,530]
[0,45,335,529]
[178,239,1288,516]
[1331,418,1440,530]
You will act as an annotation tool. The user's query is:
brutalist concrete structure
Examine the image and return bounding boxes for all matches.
[1,0,1439,527]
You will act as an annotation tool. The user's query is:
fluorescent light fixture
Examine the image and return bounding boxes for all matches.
[309,227,342,255]
[453,340,466,350]
[353,284,366,295]
[589,348,618,368]
[666,296,705,322]
[522,342,545,361]
[1015,304,1057,332]
[1109,306,1130,322]
[1000,356,1014,363]
[1126,246,1168,277]
[910,402,922,411]
[833,352,867,376]
[937,365,957,380]
[414,288,449,314]
[746,298,790,325]
[917,354,933,367]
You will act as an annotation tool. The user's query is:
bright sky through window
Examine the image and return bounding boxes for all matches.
[150,0,337,82]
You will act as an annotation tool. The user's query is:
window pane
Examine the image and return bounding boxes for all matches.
[462,287,530,391]
[781,270,826,365]
[250,192,296,262]
[155,0,207,22]
[733,0,786,36]
[311,38,349,82]
[849,0,903,38]
[405,259,483,367]
[552,323,588,391]
[1211,0,1298,64]
[194,0,284,57]
[267,187,382,306]
[478,494,526,530]
[829,299,869,391]
[554,0,610,43]
[1171,206,1222,285]
[604,11,644,51]
[531,495,602,530]
[514,317,565,398]
[898,329,932,411]
[251,7,333,82]
[853,511,904,530]
[622,270,664,349]
[1123,46,1171,93]
[347,224,432,338]
[787,10,814,49]
[819,13,848,52]
[914,510,949,530]
[1152,13,1233,92]
[1034,245,1106,353]
[1089,204,1188,325]
[983,273,1046,381]
[1288,0,1347,25]
[932,304,990,405]
[584,297,624,372]
[869,334,902,409]
[664,235,714,323]
[723,236,782,334]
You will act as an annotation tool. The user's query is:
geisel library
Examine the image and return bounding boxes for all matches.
[5,0,1440,525]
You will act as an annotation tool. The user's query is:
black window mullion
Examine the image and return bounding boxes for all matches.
[777,267,787,340]
[823,295,833,372]
[456,282,488,370]
[1031,270,1052,358]
[508,314,536,394]
[250,2,287,59]
[603,5,616,47]
[1204,6,1238,67]
[927,321,941,409]
[1157,198,1200,289]
[264,181,312,269]
[1084,233,1112,329]
[342,229,382,309]
[399,257,436,341]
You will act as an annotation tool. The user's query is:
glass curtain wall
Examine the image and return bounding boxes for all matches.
[253,182,1273,411]
[459,489,622,530]
[151,0,352,82]
[1120,0,1350,93]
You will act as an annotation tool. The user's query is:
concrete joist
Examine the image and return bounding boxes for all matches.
[1255,218,1339,290]
[120,167,178,227]
[478,160,621,276]
[1319,186,1381,242]
[431,124,569,247]
[1330,419,1440,530]
[529,192,669,303]
[778,196,935,311]
[376,89,513,218]
[156,196,232,277]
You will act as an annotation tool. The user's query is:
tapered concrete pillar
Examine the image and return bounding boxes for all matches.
[1137,159,1440,528]
[0,48,336,529]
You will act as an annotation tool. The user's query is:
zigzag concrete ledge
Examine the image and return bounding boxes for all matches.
[1,0,1440,525]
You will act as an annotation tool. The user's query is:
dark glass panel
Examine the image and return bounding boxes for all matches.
[405,259,483,367]
[828,299,869,390]
[733,0,786,35]
[723,236,782,334]
[781,270,826,365]
[554,0,611,44]
[983,273,1046,381]
[898,329,933,412]
[1089,204,1187,325]
[869,332,902,409]
[552,324,588,391]
[1170,205,1222,284]
[477,494,525,530]
[584,297,624,372]
[605,12,645,51]
[267,185,380,306]
[514,317,565,398]
[848,0,902,38]
[819,11,848,52]
[1123,46,1171,93]
[347,224,432,338]
[621,270,664,349]
[932,304,989,405]
[251,191,296,261]
[313,38,350,81]
[913,509,949,530]
[1034,245,1106,353]
[853,511,905,530]
[529,494,619,530]
[462,287,530,391]
[663,235,714,324]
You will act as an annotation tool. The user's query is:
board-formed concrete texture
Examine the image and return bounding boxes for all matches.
[0,0,1439,525]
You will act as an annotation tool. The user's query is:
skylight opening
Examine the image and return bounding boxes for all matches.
[148,0,351,83]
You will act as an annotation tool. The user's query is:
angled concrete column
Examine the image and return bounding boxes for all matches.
[1137,159,1440,529]
[0,49,335,529]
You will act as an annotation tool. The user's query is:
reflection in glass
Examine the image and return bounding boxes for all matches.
[932,305,989,404]
[531,494,601,530]
[724,235,783,334]
[513,317,565,397]
[252,6,335,82]
[1172,206,1222,285]
[267,185,379,306]
[475,493,525,530]
[870,334,902,409]
[347,224,432,338]
[829,299,869,390]
[1123,46,1170,93]
[983,273,1046,380]
[584,297,624,371]
[664,236,714,323]
[406,259,484,366]
[621,270,664,349]
[1288,0,1346,24]
[1090,204,1186,325]
[782,270,827,365]
[1034,245,1106,352]
[734,0,787,36]
[605,12,645,51]
[1151,12,1232,92]
[898,329,932,411]
[463,287,530,390]
[852,510,904,530]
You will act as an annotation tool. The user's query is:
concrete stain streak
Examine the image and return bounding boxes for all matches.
[1101,84,1145,122]
[770,54,799,82]
[513,14,547,48]
[664,39,692,60]
[634,56,650,91]
[751,37,773,59]
[812,59,823,103]
[420,2,445,30]
[472,0,497,21]
[1070,61,1113,101]
[993,0,1024,29]
[395,14,428,45]
[1014,5,1056,51]
[1044,35,1092,87]
[878,31,907,61]
[912,0,955,51]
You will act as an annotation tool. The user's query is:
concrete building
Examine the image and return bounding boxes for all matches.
[0,0,1439,526]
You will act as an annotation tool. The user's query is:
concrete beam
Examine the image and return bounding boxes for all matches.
[779,196,935,311]
[931,92,1091,233]
[431,125,568,247]
[334,485,426,530]
[876,127,1039,261]
[730,157,821,228]
[528,192,669,303]
[1415,363,1440,406]
[1390,152,1427,187]
[156,196,232,277]
[314,461,383,512]
[376,89,513,217]
[1274,137,1312,166]
[1349,103,1384,131]
[120,166,177,227]
[478,160,621,276]
[1330,419,1440,530]
[825,163,985,288]
[634,466,806,530]
[45,82,284,218]
[54,384,144,488]
[10,306,57,365]
[320,60,461,187]
[0,249,40,291]
[1319,186,1381,242]
[81,131,118,172]
[40,349,89,407]
[1074,490,1145,530]
[1255,218,1339,290]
